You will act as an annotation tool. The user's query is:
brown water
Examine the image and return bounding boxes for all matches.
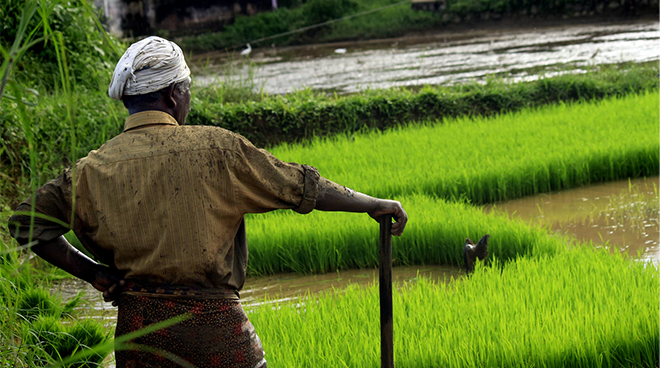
[485,177,659,262]
[194,20,659,94]
[53,264,463,326]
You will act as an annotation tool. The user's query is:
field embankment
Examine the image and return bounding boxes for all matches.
[192,64,656,148]
[249,247,658,367]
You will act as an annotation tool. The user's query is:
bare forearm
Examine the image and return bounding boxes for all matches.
[315,178,378,213]
[314,177,408,236]
[28,236,100,283]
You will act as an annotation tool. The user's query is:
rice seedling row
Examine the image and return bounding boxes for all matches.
[246,194,565,275]
[269,91,659,204]
[248,248,658,367]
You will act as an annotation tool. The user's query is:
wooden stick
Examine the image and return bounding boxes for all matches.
[379,215,394,368]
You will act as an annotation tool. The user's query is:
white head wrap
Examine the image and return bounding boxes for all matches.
[108,36,191,100]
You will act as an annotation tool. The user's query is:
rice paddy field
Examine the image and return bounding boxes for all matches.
[3,2,656,366]
[249,248,658,367]
[245,91,659,275]
[268,91,658,204]
[233,90,660,367]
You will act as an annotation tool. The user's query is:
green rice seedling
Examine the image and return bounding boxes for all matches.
[248,247,658,367]
[269,91,659,204]
[245,193,565,275]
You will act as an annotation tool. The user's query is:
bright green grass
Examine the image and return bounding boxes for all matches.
[249,248,659,367]
[246,194,563,275]
[269,91,659,204]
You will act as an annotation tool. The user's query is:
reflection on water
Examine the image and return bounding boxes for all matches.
[240,264,463,308]
[195,20,659,94]
[484,177,659,262]
[53,264,463,322]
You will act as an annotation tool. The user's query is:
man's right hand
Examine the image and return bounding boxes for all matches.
[368,199,408,236]
[315,178,408,236]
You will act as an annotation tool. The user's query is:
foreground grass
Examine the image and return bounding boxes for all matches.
[0,245,111,367]
[249,248,658,367]
[270,91,659,203]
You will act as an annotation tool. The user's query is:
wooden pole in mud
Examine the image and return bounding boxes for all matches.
[379,215,394,368]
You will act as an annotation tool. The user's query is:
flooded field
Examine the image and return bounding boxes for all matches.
[485,176,659,262]
[194,20,659,94]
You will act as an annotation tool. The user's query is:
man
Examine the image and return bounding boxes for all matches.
[8,36,407,368]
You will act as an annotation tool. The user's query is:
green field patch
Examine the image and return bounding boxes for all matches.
[249,247,658,367]
[269,91,659,204]
[246,194,564,275]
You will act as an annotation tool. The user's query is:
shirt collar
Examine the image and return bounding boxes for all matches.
[123,110,179,132]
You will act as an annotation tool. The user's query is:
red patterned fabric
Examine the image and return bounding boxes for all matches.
[115,291,266,368]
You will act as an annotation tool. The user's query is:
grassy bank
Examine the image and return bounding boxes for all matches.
[3,64,654,207]
[0,246,112,366]
[249,247,658,367]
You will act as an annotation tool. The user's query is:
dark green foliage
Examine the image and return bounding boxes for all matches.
[0,0,121,92]
[188,64,658,148]
[178,0,438,53]
[0,91,126,205]
[302,0,358,24]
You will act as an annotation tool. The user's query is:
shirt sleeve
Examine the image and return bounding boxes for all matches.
[7,169,73,244]
[229,134,320,215]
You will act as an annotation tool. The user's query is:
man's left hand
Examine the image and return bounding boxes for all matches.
[91,265,126,306]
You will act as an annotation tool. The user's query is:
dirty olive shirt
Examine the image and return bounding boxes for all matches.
[8,111,320,293]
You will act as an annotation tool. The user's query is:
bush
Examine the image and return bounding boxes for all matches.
[0,0,121,92]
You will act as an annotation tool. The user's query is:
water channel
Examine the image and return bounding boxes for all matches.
[194,19,659,94]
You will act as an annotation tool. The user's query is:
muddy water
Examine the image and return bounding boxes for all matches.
[484,177,659,261]
[53,264,463,326]
[194,20,659,94]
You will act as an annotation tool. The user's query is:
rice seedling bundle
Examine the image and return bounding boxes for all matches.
[246,194,563,275]
[249,248,658,367]
[269,91,659,204]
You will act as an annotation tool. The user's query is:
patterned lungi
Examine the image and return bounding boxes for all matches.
[115,281,267,368]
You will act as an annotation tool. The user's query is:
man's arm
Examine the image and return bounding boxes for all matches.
[8,170,125,304]
[19,236,125,305]
[315,178,408,236]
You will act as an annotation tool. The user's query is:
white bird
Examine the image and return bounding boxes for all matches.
[240,43,252,56]
[334,48,347,54]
